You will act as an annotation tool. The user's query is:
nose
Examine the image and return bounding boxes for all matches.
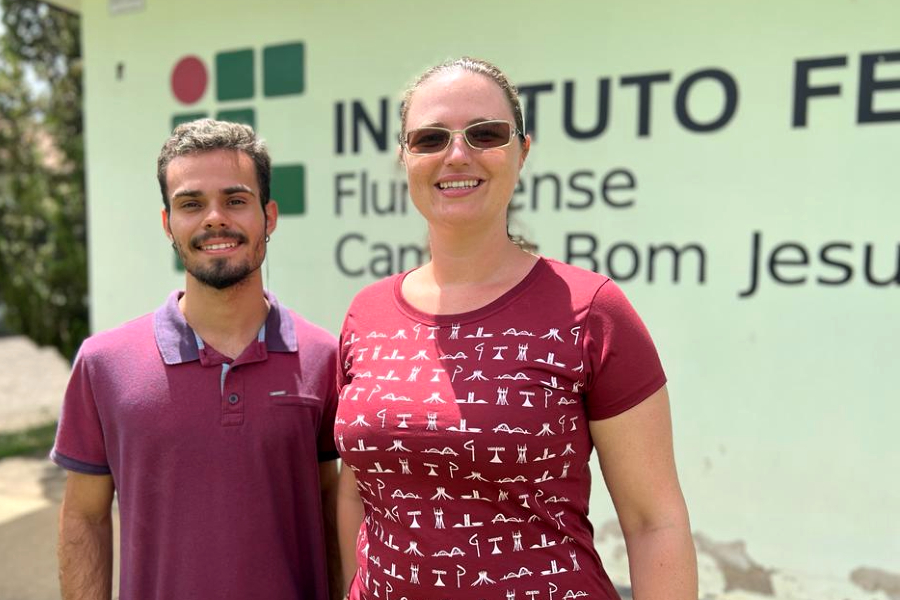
[443,132,471,165]
[202,203,230,229]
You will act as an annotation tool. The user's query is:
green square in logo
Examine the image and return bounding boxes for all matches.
[216,49,254,101]
[263,42,305,97]
[271,164,305,215]
[216,108,255,129]
[172,112,207,130]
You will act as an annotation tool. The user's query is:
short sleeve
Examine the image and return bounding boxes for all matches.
[582,279,667,420]
[336,311,354,392]
[317,340,341,463]
[50,347,112,474]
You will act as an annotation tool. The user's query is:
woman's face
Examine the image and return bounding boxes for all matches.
[402,68,529,235]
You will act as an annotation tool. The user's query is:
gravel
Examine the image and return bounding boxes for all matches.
[0,336,71,433]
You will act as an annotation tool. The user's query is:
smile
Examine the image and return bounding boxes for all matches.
[200,242,238,251]
[437,179,481,190]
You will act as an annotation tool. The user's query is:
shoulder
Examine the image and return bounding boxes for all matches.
[345,273,402,314]
[534,258,643,324]
[538,257,616,299]
[285,309,338,350]
[541,257,609,285]
[77,312,155,362]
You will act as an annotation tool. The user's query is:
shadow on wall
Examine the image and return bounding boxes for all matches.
[594,519,900,600]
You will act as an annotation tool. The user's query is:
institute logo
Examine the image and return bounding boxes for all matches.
[169,42,306,217]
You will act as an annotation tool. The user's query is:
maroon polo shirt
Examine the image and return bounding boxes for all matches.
[52,291,338,600]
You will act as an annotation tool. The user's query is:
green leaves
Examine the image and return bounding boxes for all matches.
[0,0,86,360]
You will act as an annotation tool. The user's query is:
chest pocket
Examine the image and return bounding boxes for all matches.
[269,391,321,409]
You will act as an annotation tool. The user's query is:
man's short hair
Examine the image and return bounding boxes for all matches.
[157,118,271,212]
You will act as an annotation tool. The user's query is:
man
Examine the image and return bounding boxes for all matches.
[52,119,340,599]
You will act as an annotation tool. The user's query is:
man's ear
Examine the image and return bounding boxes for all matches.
[161,208,173,241]
[264,200,279,236]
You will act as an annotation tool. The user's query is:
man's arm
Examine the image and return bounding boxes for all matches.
[590,386,698,600]
[320,460,342,600]
[58,471,115,600]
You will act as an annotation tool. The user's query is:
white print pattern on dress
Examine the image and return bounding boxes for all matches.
[431,487,453,500]
[540,328,565,342]
[465,327,493,338]
[336,280,650,600]
[570,325,582,345]
[456,391,487,404]
[536,352,566,367]
[497,387,509,405]
[520,391,535,407]
[503,328,535,337]
[422,446,457,456]
[461,489,490,501]
[367,462,394,474]
[494,423,531,435]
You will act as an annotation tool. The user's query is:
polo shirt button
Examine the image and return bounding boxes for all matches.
[228,393,239,405]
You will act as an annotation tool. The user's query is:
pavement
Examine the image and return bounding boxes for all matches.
[0,456,66,600]
[0,336,117,599]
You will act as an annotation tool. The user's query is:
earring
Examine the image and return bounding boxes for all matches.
[265,235,270,243]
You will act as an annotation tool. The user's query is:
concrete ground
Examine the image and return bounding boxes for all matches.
[0,336,112,599]
[0,457,121,600]
[0,457,67,600]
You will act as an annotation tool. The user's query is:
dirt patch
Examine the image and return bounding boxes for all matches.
[694,532,775,595]
[0,337,70,433]
[850,567,900,600]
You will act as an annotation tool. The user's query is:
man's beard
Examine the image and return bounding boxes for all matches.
[174,230,265,290]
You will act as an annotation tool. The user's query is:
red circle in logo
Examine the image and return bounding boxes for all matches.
[171,56,207,105]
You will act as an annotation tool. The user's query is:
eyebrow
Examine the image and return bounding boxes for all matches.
[417,117,500,129]
[171,185,255,200]
[223,185,255,196]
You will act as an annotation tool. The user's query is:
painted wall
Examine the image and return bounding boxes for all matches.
[81,1,899,597]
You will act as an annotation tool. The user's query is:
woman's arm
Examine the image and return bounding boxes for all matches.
[336,463,365,595]
[590,385,697,600]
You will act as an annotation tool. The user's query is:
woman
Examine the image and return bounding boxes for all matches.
[336,57,697,600]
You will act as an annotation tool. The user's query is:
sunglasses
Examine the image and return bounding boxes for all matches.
[402,120,521,155]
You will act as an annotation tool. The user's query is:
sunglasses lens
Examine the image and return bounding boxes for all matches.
[405,121,514,154]
[407,128,451,154]
[465,121,511,148]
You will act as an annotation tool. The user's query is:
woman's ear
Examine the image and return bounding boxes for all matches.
[519,134,531,167]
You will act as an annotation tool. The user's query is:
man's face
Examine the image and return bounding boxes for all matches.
[162,149,277,290]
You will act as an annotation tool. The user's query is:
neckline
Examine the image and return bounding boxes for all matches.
[392,257,548,326]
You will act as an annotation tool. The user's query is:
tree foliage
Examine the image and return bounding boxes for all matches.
[0,0,86,360]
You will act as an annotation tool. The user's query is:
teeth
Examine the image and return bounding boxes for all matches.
[438,179,479,190]
[202,242,237,251]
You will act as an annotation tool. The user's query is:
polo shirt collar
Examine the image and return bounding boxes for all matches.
[154,290,297,365]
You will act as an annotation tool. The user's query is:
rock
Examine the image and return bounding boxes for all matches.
[850,566,900,600]
[0,336,71,433]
